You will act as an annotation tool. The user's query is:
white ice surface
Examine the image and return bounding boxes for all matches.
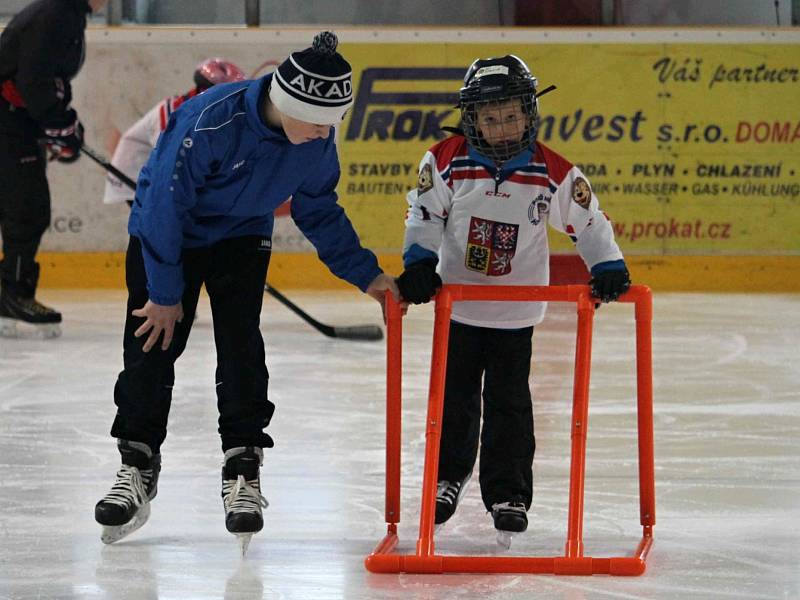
[1,290,799,600]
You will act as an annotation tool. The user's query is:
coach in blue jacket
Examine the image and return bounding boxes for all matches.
[94,32,399,546]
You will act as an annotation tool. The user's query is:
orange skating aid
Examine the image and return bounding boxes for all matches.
[366,284,655,576]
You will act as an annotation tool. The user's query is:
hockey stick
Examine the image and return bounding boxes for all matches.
[80,144,138,190]
[82,143,383,341]
[265,285,383,341]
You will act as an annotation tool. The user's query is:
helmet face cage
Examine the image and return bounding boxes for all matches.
[459,56,539,163]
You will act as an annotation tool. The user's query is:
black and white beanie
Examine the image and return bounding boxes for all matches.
[269,31,353,125]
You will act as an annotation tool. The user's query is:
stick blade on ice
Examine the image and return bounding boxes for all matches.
[332,324,384,341]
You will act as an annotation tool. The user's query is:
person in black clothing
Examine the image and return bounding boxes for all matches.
[0,0,108,337]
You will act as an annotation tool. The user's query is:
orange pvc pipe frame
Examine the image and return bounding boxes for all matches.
[366,284,655,576]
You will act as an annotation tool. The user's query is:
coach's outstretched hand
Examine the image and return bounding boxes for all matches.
[366,273,402,323]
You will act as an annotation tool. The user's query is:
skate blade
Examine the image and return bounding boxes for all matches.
[496,530,514,550]
[100,501,151,544]
[0,318,61,339]
[235,533,253,556]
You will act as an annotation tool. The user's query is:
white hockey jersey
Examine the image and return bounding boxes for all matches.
[403,136,624,328]
[102,90,197,204]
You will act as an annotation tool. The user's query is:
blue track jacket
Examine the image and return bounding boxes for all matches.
[129,74,381,306]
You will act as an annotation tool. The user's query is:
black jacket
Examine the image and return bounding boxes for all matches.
[0,0,91,125]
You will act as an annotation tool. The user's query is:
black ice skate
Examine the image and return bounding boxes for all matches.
[491,499,528,549]
[95,440,161,544]
[221,446,268,555]
[0,288,62,338]
[434,473,472,529]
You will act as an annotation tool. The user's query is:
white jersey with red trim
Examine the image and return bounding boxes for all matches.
[102,90,197,204]
[403,136,624,328]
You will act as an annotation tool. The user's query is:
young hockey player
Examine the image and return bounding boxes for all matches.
[396,55,630,546]
[0,0,109,338]
[102,58,246,206]
[94,31,399,553]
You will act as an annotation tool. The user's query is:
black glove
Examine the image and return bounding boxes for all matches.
[590,267,631,303]
[42,109,83,163]
[397,259,442,304]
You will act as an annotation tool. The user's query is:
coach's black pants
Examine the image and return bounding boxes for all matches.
[111,235,275,454]
[0,129,50,298]
[437,321,535,511]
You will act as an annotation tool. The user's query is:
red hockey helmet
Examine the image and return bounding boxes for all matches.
[193,58,246,90]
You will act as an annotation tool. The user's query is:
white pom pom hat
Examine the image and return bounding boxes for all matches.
[269,31,353,125]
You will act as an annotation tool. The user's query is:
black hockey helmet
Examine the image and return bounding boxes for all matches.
[459,55,540,163]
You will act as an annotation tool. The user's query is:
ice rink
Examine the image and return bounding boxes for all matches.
[1,289,798,600]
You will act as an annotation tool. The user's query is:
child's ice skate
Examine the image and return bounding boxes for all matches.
[434,473,471,532]
[221,446,268,556]
[491,500,528,549]
[95,440,161,544]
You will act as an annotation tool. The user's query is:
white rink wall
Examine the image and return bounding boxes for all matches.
[10,26,797,256]
[1,26,799,293]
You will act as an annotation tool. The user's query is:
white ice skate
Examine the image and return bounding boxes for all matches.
[222,447,268,556]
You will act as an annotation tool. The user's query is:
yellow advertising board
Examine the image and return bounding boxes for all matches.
[18,28,799,291]
[337,42,800,264]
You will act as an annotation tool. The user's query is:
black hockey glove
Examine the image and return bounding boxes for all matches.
[589,266,631,303]
[397,259,442,304]
[42,109,84,163]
